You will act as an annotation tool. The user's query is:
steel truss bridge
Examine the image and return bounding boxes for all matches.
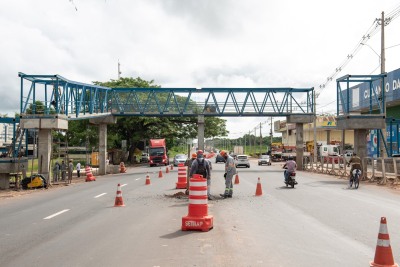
[18,73,315,119]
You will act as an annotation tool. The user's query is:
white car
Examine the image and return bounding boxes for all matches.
[258,155,271,166]
[235,155,250,168]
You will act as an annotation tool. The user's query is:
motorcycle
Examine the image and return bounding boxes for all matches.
[283,169,297,188]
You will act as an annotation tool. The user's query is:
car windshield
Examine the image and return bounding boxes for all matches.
[175,154,186,159]
[149,148,164,156]
[260,155,269,159]
[238,156,247,160]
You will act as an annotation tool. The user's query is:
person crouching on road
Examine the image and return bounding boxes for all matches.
[220,150,236,198]
[189,150,212,200]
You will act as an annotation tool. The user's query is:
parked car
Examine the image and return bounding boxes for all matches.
[258,155,271,166]
[140,153,149,163]
[173,154,187,166]
[235,155,250,168]
[215,154,226,163]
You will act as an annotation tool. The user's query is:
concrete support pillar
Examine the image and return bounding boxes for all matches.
[354,129,368,160]
[98,124,107,175]
[0,173,10,189]
[198,115,205,151]
[38,129,52,182]
[296,123,304,171]
[327,130,331,144]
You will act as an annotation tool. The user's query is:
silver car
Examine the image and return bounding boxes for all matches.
[258,155,271,166]
[173,154,187,166]
[235,155,250,168]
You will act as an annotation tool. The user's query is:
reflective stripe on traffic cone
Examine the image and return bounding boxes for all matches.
[234,173,240,184]
[114,183,125,207]
[255,177,262,196]
[370,217,398,267]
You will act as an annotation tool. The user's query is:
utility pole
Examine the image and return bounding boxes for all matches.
[259,122,262,153]
[270,117,273,148]
[118,60,122,79]
[379,11,387,158]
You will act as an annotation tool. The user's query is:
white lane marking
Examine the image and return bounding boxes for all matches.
[121,183,127,187]
[135,178,141,181]
[43,209,70,220]
[94,193,107,198]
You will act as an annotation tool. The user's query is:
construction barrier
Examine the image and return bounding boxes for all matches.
[119,162,127,173]
[114,183,125,207]
[176,163,187,189]
[370,217,398,267]
[255,177,262,196]
[182,174,213,232]
[85,165,96,182]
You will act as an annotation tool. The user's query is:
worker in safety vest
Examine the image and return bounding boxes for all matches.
[219,150,236,198]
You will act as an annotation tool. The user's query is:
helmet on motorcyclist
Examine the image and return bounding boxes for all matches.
[197,150,203,155]
[191,153,197,159]
[220,150,227,156]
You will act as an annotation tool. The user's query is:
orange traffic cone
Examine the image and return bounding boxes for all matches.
[158,168,163,178]
[170,165,173,170]
[255,177,262,196]
[145,173,151,185]
[166,166,170,173]
[234,173,240,184]
[114,183,125,207]
[370,217,398,267]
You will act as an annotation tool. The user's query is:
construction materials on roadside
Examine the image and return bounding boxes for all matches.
[234,172,240,184]
[114,183,125,207]
[182,174,213,232]
[85,165,96,182]
[145,173,151,185]
[370,217,398,267]
[158,168,163,178]
[176,163,187,189]
[119,162,127,173]
[255,177,262,196]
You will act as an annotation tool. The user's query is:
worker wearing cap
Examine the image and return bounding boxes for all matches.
[190,150,212,200]
[220,150,236,198]
[185,153,197,195]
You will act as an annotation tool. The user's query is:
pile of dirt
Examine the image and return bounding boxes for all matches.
[165,191,189,199]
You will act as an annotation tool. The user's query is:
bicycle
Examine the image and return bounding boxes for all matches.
[349,169,361,189]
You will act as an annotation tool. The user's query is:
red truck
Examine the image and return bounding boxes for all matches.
[149,139,170,167]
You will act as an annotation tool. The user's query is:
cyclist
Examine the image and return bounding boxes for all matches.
[347,152,362,182]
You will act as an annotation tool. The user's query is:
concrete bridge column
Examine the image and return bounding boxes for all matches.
[296,123,304,171]
[38,129,52,181]
[89,116,117,176]
[198,115,205,151]
[98,124,107,175]
[354,129,368,160]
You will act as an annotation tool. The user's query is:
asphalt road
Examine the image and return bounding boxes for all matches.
[1,159,400,267]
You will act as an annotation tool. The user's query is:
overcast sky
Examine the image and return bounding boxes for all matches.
[1,0,400,138]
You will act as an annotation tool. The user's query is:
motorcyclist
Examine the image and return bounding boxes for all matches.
[282,155,297,183]
[347,152,362,181]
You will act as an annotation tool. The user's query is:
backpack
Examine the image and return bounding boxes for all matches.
[196,159,207,178]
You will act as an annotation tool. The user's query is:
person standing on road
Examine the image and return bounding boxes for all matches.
[220,150,236,198]
[76,162,81,178]
[185,153,197,195]
[53,161,60,182]
[68,159,74,184]
[189,150,212,200]
[61,160,67,181]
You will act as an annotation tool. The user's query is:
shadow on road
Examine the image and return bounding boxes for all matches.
[160,229,195,239]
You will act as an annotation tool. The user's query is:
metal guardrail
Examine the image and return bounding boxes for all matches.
[303,155,400,185]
